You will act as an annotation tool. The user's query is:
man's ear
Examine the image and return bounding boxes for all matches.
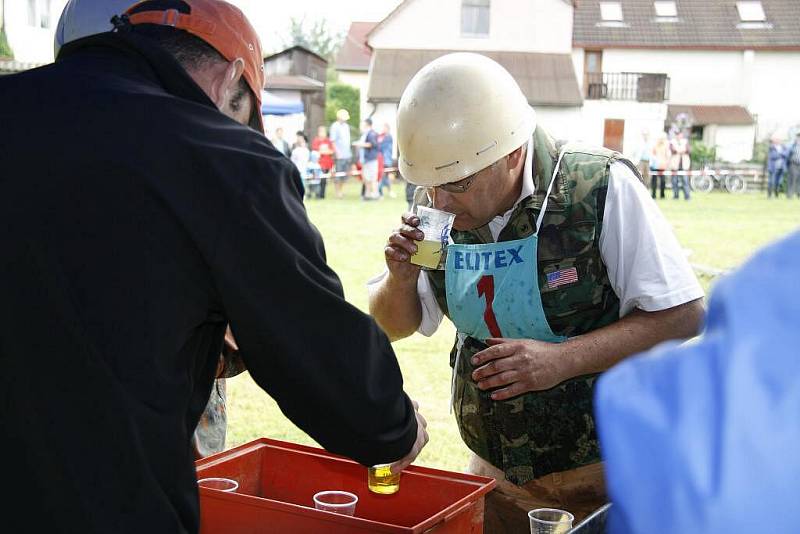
[507,145,525,170]
[209,58,246,109]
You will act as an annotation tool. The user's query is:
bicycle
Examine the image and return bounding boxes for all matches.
[689,167,747,194]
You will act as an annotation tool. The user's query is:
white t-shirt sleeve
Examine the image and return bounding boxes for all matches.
[365,270,444,337]
[600,161,704,316]
[415,271,445,336]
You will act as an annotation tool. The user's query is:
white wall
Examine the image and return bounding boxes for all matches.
[5,0,69,63]
[535,106,584,143]
[336,70,371,125]
[578,100,668,154]
[708,124,755,163]
[369,0,572,54]
[750,52,800,138]
[599,49,746,106]
[576,47,800,142]
[571,48,585,91]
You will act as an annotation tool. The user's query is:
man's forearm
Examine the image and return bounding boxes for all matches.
[368,274,423,342]
[560,298,705,378]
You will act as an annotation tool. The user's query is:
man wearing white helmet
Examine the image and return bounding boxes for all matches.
[369,53,705,532]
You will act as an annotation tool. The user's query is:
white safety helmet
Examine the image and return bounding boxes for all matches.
[397,53,536,187]
[54,0,138,57]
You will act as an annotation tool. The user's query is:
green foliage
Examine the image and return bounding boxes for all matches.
[283,16,343,62]
[0,27,13,59]
[751,139,768,165]
[325,82,360,133]
[691,140,717,167]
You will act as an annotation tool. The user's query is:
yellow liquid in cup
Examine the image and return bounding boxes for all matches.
[368,465,401,495]
[410,240,443,269]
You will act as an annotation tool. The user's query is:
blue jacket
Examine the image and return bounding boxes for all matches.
[379,133,394,165]
[768,143,786,173]
[785,141,800,170]
[596,230,800,534]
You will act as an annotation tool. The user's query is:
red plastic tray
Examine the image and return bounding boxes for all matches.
[195,437,496,533]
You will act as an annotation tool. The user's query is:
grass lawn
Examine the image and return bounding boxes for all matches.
[226,180,800,472]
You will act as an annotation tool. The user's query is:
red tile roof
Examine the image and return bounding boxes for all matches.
[335,21,377,71]
[668,104,755,126]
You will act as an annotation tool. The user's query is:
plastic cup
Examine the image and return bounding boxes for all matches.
[368,464,401,495]
[410,205,456,270]
[528,508,574,534]
[197,477,239,493]
[313,491,358,516]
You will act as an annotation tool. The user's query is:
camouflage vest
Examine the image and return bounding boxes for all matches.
[426,127,631,485]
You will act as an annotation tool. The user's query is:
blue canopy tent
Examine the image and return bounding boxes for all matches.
[261,90,304,116]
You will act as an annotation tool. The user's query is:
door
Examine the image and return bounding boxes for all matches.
[584,50,604,98]
[603,119,625,152]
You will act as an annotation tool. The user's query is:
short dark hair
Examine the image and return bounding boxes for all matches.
[364,118,372,126]
[128,1,249,113]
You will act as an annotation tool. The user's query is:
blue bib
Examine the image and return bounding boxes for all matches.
[444,149,567,344]
[445,233,564,343]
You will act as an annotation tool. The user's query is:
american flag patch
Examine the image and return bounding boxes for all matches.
[547,267,578,289]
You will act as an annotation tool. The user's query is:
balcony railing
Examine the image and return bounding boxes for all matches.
[585,72,670,102]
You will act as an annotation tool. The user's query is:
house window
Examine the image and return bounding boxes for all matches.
[461,0,490,37]
[736,1,772,28]
[597,2,627,27]
[736,1,765,21]
[600,2,623,22]
[27,0,51,29]
[654,1,677,17]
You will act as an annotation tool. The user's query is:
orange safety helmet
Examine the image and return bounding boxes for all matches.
[125,0,266,132]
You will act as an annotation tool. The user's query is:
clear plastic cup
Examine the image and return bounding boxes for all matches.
[410,205,456,270]
[197,477,239,492]
[528,508,574,534]
[368,464,401,495]
[313,490,358,516]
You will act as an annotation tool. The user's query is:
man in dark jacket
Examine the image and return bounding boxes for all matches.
[0,1,425,533]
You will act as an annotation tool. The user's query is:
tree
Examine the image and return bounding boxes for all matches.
[325,83,360,136]
[283,16,343,62]
[0,0,13,59]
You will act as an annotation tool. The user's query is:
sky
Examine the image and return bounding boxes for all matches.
[226,0,403,55]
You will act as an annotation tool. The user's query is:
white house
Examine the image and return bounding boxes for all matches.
[572,0,800,162]
[361,0,800,163]
[2,0,69,66]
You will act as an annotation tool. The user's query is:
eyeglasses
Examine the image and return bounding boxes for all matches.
[435,172,480,194]
[435,160,500,194]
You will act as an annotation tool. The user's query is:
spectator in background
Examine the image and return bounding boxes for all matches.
[273,126,291,158]
[784,132,800,199]
[632,130,651,187]
[767,134,787,198]
[330,109,352,199]
[311,125,334,199]
[291,131,310,194]
[353,118,380,200]
[378,122,396,198]
[651,132,669,199]
[306,150,322,199]
[669,130,691,201]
